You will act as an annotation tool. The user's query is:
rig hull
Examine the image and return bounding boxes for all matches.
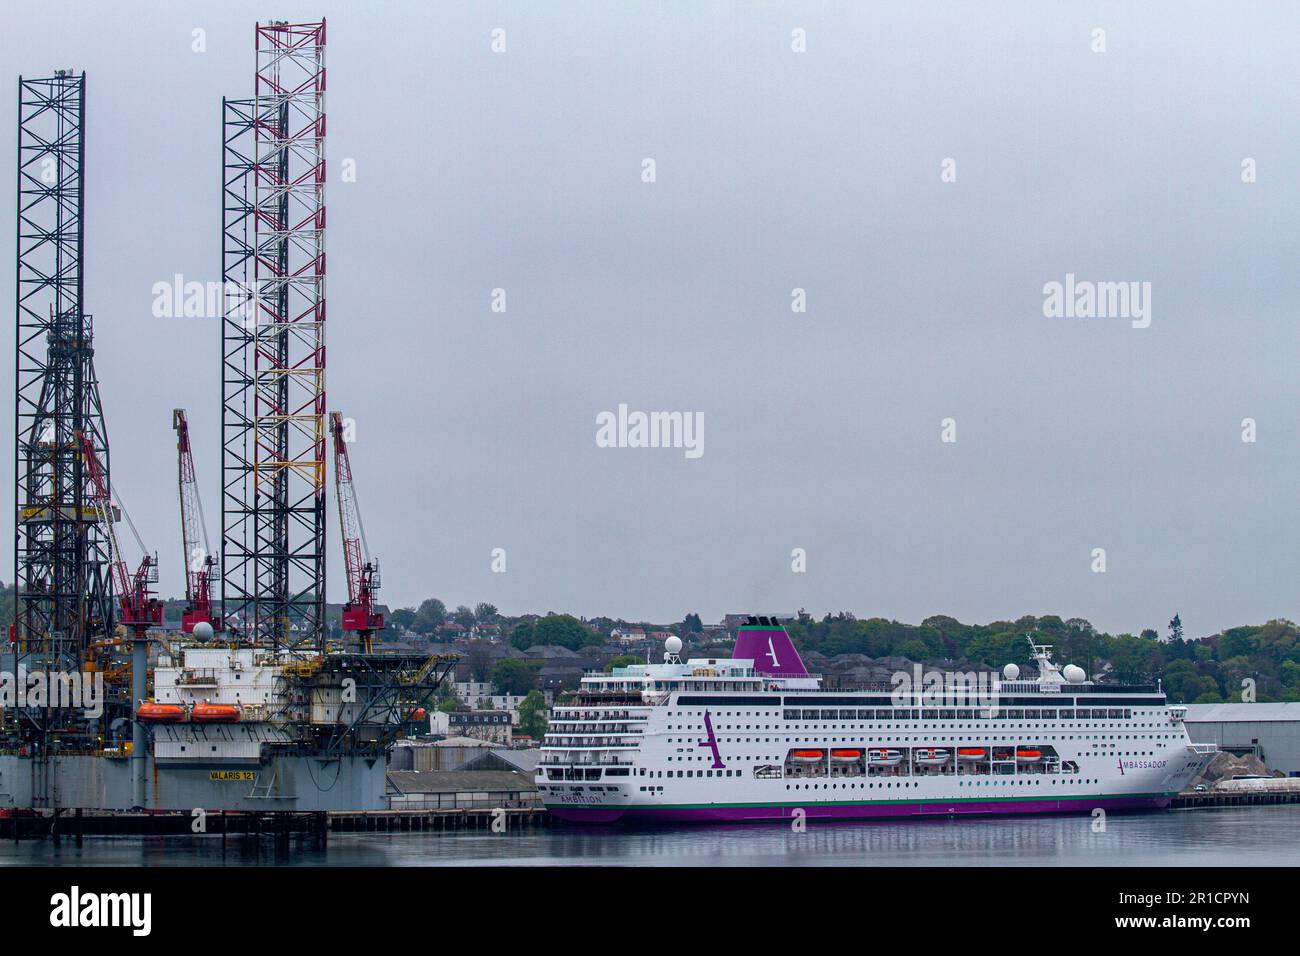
[0,752,386,812]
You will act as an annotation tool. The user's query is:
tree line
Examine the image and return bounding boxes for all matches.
[782,612,1300,704]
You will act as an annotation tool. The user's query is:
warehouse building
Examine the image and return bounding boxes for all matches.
[1183,703,1300,776]
[386,770,538,810]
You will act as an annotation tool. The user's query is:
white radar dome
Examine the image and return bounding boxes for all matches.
[664,635,683,654]
[192,621,214,642]
[1002,663,1020,680]
[1063,664,1087,684]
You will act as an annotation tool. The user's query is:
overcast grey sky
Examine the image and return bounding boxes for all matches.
[3,1,1296,638]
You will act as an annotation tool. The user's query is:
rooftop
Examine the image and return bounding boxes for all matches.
[386,770,536,794]
[1183,703,1300,723]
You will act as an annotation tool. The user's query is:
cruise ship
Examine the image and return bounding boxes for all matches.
[538,618,1217,823]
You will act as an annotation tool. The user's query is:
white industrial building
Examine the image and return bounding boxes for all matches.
[1183,703,1300,776]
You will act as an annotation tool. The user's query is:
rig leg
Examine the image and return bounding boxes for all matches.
[131,634,147,808]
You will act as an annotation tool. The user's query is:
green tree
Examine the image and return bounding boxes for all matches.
[1163,660,1218,703]
[453,605,476,628]
[896,639,930,662]
[1168,613,1184,643]
[605,654,642,672]
[415,598,446,633]
[474,602,499,624]
[518,689,548,740]
[511,620,537,650]
[389,606,417,630]
[680,612,703,635]
[533,613,601,651]
[491,657,537,696]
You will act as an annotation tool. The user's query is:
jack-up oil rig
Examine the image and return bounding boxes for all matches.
[3,19,455,815]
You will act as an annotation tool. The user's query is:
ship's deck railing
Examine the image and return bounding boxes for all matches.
[176,668,220,685]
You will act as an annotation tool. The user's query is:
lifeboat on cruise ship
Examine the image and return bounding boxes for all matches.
[869,748,904,766]
[136,702,185,722]
[192,702,241,723]
[1015,748,1042,763]
[957,747,987,761]
[790,749,825,762]
[830,749,863,761]
[915,748,950,766]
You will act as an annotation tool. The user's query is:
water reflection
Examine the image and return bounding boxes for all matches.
[2,807,1297,867]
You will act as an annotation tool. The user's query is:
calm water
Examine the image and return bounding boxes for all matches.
[2,806,1297,866]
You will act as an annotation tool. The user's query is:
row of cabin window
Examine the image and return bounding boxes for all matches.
[781,708,1134,720]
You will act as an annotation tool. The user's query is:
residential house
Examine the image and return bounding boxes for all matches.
[447,710,513,745]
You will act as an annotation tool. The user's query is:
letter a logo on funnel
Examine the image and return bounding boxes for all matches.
[733,624,808,678]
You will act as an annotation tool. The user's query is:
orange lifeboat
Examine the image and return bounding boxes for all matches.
[830,749,863,761]
[137,702,185,722]
[1015,748,1042,763]
[408,707,427,721]
[192,702,241,723]
[957,747,987,761]
[790,749,825,762]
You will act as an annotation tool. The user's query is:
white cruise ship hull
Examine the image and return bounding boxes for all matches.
[539,622,1217,826]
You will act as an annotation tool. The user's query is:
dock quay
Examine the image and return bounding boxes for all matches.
[1,806,553,840]
[1172,788,1300,810]
[9,792,1297,840]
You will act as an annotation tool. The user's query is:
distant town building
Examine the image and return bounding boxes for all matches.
[537,664,585,692]
[447,710,513,745]
[452,681,552,723]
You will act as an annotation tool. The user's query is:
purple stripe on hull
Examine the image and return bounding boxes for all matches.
[548,795,1170,825]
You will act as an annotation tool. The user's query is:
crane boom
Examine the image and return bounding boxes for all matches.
[79,433,163,632]
[173,409,217,633]
[330,412,383,651]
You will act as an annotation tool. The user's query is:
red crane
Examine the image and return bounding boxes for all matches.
[173,409,218,633]
[79,433,164,634]
[330,412,383,652]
